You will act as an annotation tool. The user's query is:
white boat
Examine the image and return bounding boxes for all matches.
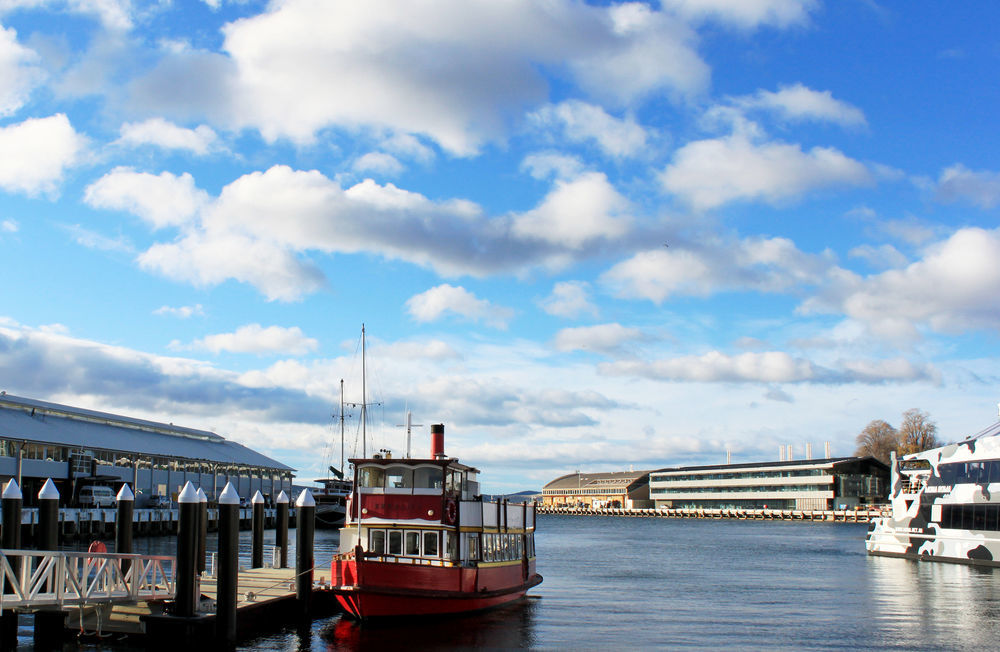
[314,476,352,528]
[866,417,1000,566]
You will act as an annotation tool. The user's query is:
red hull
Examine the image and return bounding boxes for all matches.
[332,557,541,619]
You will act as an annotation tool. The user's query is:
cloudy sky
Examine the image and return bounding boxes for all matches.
[1,0,999,492]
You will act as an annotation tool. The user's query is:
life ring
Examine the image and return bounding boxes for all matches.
[444,499,457,524]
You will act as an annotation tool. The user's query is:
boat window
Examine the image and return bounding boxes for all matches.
[359,467,386,488]
[900,459,931,471]
[468,536,479,561]
[405,531,420,556]
[388,530,403,555]
[414,467,443,490]
[423,531,439,558]
[516,536,523,559]
[445,532,458,560]
[446,469,463,493]
[369,529,386,554]
[386,466,413,489]
[939,460,1000,485]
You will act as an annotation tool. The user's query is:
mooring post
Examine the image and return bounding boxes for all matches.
[295,489,315,618]
[197,488,208,575]
[251,490,265,568]
[216,482,240,646]
[38,478,60,550]
[1,479,23,650]
[276,490,289,568]
[175,481,199,617]
[116,483,135,574]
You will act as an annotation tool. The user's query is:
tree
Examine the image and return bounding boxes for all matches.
[855,420,899,464]
[898,408,939,455]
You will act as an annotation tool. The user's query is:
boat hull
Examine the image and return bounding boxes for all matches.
[866,517,1000,567]
[332,557,541,619]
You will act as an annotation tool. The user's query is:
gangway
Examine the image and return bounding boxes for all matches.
[0,549,175,609]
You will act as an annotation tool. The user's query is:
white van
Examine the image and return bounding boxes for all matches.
[78,485,116,508]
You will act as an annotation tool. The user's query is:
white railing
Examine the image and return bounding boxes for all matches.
[0,549,175,609]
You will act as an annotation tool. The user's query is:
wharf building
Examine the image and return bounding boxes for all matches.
[0,393,294,507]
[541,470,652,509]
[649,456,890,511]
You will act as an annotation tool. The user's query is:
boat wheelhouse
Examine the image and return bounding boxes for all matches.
[331,424,541,618]
[313,476,351,528]
[866,418,1000,566]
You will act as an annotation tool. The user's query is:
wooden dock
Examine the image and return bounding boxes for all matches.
[537,505,885,522]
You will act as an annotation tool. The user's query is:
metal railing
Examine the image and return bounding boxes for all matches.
[0,549,176,609]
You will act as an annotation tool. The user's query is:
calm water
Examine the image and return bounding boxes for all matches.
[19,515,1000,650]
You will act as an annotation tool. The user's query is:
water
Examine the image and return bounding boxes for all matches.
[18,515,1000,649]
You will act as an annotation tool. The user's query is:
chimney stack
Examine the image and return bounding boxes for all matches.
[431,424,445,459]
[805,443,813,460]
[824,441,831,458]
[786,444,793,461]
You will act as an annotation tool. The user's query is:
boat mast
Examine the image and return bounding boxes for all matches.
[339,378,345,474]
[362,324,367,458]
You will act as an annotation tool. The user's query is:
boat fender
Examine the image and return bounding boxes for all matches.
[445,499,457,524]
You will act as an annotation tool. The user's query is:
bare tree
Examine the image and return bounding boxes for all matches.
[898,408,939,455]
[855,420,899,464]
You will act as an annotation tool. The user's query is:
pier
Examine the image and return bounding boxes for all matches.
[536,505,886,522]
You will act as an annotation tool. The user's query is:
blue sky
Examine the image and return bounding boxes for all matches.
[1,0,999,492]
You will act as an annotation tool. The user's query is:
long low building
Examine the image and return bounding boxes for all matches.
[542,470,651,509]
[0,393,294,506]
[649,457,889,510]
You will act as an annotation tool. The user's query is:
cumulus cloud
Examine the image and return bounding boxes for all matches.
[602,235,832,303]
[0,0,132,31]
[117,118,219,155]
[0,25,44,116]
[935,164,1000,208]
[153,304,204,319]
[406,284,514,329]
[735,83,866,127]
[353,152,404,176]
[554,323,645,355]
[660,132,871,210]
[0,114,86,196]
[539,281,599,319]
[600,350,937,384]
[802,227,1000,340]
[662,0,817,28]
[84,168,209,229]
[185,324,319,355]
[528,100,648,158]
[520,153,585,181]
[848,243,908,270]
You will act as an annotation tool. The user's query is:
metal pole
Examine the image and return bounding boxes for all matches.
[38,478,60,551]
[251,490,265,568]
[1,480,23,649]
[175,481,199,617]
[295,489,316,618]
[116,483,135,574]
[276,490,289,568]
[197,487,208,575]
[216,482,240,646]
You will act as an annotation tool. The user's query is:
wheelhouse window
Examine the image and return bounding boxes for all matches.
[369,529,386,554]
[386,466,414,489]
[446,469,463,493]
[405,531,420,556]
[414,467,443,490]
[359,466,386,489]
[423,531,439,558]
[388,530,403,555]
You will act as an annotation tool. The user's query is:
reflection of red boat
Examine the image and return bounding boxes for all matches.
[331,424,541,619]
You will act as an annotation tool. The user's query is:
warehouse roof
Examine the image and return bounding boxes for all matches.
[0,393,293,471]
[543,470,649,491]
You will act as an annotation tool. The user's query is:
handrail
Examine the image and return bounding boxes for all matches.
[0,549,176,609]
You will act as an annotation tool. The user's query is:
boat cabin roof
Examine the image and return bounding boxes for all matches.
[349,456,479,474]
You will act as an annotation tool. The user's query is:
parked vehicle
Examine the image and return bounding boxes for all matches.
[78,485,115,508]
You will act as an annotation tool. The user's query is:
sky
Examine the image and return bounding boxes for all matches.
[1,0,999,493]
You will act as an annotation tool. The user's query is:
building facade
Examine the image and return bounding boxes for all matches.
[542,471,651,509]
[649,457,889,510]
[0,393,294,506]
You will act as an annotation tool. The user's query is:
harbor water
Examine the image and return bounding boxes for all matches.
[20,514,1000,650]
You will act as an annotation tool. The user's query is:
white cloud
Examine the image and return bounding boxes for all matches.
[153,304,204,319]
[0,114,86,196]
[0,25,43,116]
[84,168,209,229]
[406,284,514,329]
[539,281,599,319]
[529,100,648,158]
[736,83,866,127]
[520,153,585,181]
[935,164,1000,208]
[353,152,404,176]
[118,118,219,155]
[1,219,17,233]
[62,223,133,252]
[554,323,644,355]
[848,243,908,270]
[602,235,831,303]
[511,172,631,248]
[660,132,871,210]
[0,0,132,31]
[188,324,319,355]
[662,0,817,29]
[802,227,1000,340]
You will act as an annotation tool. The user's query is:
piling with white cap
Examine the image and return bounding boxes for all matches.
[295,489,316,617]
[276,490,289,568]
[251,490,265,569]
[215,482,240,645]
[116,483,135,573]
[196,488,208,575]
[38,478,60,551]
[1,480,22,650]
[174,481,200,617]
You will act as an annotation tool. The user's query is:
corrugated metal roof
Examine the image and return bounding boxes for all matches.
[544,470,650,490]
[0,394,293,471]
[651,456,886,474]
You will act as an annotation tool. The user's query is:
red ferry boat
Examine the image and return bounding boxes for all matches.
[330,423,542,618]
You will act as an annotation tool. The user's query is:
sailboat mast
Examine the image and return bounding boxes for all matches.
[362,324,367,458]
[339,378,345,473]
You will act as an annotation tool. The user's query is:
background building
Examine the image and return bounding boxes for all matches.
[542,470,651,509]
[649,457,889,510]
[0,393,294,506]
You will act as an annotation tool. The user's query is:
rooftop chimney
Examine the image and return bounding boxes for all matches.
[431,423,445,459]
